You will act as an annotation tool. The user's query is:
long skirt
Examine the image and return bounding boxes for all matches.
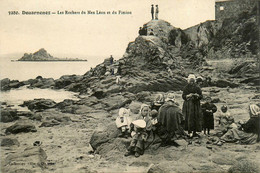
[220,128,258,144]
[182,100,202,132]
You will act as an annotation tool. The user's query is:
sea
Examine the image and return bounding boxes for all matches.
[0,55,103,110]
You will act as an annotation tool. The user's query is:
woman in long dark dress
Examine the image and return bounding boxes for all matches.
[182,74,203,138]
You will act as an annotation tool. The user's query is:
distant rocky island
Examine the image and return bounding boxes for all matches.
[17,48,87,61]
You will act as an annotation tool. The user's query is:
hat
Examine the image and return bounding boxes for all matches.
[187,74,196,82]
[196,76,203,82]
[139,104,150,115]
[188,74,196,79]
[150,110,158,118]
[165,93,175,102]
[249,104,260,117]
[132,120,146,128]
[155,94,164,103]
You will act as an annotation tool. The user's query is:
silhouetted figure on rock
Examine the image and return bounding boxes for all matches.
[110,55,114,65]
[151,5,154,20]
[155,5,159,20]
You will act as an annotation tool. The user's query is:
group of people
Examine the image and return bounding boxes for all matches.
[115,73,260,157]
[151,4,159,20]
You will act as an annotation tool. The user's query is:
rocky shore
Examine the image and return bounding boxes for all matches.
[1,4,259,173]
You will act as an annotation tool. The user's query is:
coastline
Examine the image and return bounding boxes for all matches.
[15,59,88,62]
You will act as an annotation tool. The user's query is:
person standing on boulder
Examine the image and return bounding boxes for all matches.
[151,4,154,20]
[182,74,203,138]
[155,5,159,20]
[110,55,114,65]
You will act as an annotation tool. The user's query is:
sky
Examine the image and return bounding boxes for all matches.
[0,0,215,60]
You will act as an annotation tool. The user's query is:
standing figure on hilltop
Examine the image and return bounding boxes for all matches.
[110,55,114,65]
[155,5,159,20]
[201,96,217,135]
[151,4,154,20]
[139,27,143,35]
[182,74,203,138]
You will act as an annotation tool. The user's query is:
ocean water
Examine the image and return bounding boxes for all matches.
[0,57,99,81]
[1,86,80,111]
[0,56,101,110]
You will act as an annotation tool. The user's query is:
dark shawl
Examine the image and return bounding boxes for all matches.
[158,102,183,132]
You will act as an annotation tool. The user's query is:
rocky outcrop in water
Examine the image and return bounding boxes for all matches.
[18,48,87,61]
[20,99,57,111]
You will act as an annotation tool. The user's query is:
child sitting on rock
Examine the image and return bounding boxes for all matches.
[125,119,147,158]
[215,105,237,137]
[115,108,132,138]
[201,96,217,135]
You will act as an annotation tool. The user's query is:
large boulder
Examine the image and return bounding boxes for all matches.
[2,147,47,173]
[0,108,19,123]
[89,123,120,151]
[29,77,55,89]
[54,75,83,89]
[17,111,34,118]
[1,78,11,91]
[21,99,56,111]
[5,121,37,134]
[229,61,258,77]
[126,77,187,93]
[212,79,239,88]
[0,138,20,147]
[1,78,25,91]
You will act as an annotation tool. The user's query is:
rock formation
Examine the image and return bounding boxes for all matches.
[18,48,87,61]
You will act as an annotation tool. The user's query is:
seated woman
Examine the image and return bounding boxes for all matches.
[214,105,236,137]
[125,120,147,157]
[158,93,185,146]
[217,104,260,145]
[115,108,132,138]
[137,104,152,132]
[130,104,158,152]
[151,94,165,112]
